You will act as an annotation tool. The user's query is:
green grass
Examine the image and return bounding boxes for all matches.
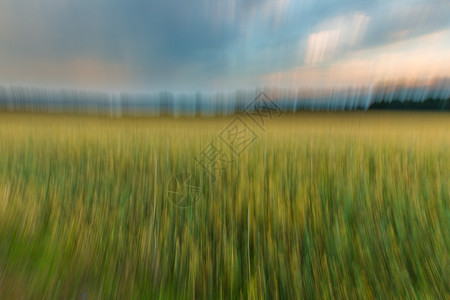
[0,112,448,299]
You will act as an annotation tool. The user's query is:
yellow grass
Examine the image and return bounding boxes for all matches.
[0,112,449,299]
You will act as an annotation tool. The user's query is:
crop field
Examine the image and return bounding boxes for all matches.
[0,112,448,299]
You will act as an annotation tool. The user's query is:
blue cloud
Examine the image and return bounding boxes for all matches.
[0,0,449,91]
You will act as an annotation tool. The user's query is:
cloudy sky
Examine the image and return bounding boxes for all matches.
[0,0,449,92]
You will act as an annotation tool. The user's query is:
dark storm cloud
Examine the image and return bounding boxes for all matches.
[0,0,449,90]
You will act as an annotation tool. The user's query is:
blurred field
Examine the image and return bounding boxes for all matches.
[0,112,448,299]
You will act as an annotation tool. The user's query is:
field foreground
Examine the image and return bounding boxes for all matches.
[0,112,449,299]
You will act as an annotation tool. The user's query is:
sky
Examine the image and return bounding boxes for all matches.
[0,0,449,92]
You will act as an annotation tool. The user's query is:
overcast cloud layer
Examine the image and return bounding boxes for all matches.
[0,0,449,92]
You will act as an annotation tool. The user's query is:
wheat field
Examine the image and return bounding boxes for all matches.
[0,112,448,299]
